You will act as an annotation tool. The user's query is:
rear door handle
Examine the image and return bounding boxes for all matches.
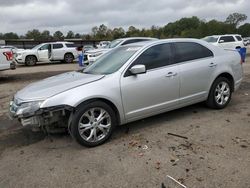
[209,62,217,67]
[165,72,177,77]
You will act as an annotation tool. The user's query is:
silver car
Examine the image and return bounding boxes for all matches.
[9,39,243,147]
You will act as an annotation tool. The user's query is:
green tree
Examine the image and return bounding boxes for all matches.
[40,30,52,40]
[25,29,41,40]
[112,27,125,39]
[97,24,108,39]
[225,13,247,27]
[238,23,250,37]
[3,32,19,39]
[66,31,75,38]
[53,31,64,40]
[74,33,81,38]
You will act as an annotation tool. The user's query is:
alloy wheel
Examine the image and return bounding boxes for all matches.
[78,108,112,143]
[214,81,230,106]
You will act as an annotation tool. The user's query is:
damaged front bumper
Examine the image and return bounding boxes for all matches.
[9,99,73,127]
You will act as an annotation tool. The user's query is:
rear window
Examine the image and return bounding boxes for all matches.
[235,36,242,41]
[174,42,214,63]
[65,43,76,48]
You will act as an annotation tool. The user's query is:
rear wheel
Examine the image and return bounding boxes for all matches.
[71,101,116,147]
[64,53,74,63]
[25,56,37,66]
[206,77,232,109]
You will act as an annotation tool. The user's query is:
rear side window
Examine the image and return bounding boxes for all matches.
[219,36,235,43]
[132,43,173,70]
[53,44,63,49]
[65,43,76,48]
[235,36,242,41]
[174,42,213,63]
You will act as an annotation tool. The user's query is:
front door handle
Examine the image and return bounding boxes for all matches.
[165,72,177,77]
[209,62,217,67]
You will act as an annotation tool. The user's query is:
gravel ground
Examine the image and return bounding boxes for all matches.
[0,57,250,188]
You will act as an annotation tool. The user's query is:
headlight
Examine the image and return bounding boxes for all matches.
[16,101,44,117]
[17,53,23,57]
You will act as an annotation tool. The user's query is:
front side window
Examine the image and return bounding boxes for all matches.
[174,42,213,63]
[39,44,49,50]
[219,36,235,43]
[131,43,173,70]
[83,46,141,75]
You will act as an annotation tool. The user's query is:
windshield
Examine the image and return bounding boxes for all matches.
[83,46,141,75]
[32,44,43,50]
[108,39,123,48]
[202,36,218,43]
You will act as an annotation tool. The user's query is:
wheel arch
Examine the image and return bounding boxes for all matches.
[213,72,235,91]
[75,98,121,125]
[64,52,74,58]
[25,54,38,62]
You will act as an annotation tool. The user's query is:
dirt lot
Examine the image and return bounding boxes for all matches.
[0,58,250,188]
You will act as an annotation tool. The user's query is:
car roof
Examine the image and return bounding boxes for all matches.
[123,38,212,48]
[207,34,242,37]
[118,37,158,41]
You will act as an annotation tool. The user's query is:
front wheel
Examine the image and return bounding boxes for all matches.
[25,56,37,66]
[206,77,232,109]
[71,101,116,147]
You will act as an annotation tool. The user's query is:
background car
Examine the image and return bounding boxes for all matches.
[202,34,245,49]
[0,45,24,57]
[10,39,243,147]
[84,37,158,64]
[15,42,78,66]
[0,48,15,71]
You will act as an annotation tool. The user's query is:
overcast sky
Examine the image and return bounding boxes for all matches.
[0,0,249,35]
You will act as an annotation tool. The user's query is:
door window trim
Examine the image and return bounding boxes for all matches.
[123,43,175,77]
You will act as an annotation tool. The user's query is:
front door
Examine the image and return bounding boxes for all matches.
[120,43,180,122]
[37,44,50,62]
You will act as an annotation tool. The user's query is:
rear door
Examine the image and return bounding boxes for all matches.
[218,36,236,49]
[174,42,215,105]
[51,43,64,60]
[120,43,180,122]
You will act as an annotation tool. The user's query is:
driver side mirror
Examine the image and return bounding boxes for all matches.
[129,64,146,75]
[219,40,224,43]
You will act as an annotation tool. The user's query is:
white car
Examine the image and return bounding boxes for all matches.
[0,48,15,71]
[84,37,157,64]
[202,34,245,49]
[16,42,78,66]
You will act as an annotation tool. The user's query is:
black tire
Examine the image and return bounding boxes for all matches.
[25,56,37,66]
[206,77,233,109]
[64,53,74,63]
[71,101,117,147]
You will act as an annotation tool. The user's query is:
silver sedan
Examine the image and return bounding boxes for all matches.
[9,39,243,147]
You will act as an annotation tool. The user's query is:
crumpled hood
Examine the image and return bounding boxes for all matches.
[16,71,104,101]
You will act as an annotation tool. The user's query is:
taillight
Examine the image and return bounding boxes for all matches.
[3,51,13,61]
